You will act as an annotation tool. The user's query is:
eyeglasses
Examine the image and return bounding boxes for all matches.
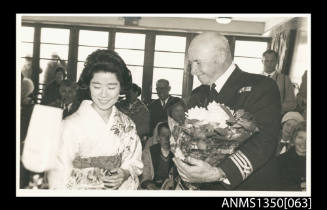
[156,87,168,91]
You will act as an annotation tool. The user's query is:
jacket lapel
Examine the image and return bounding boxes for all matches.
[214,66,244,108]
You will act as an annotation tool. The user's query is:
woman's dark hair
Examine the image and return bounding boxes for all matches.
[157,122,170,134]
[131,83,142,97]
[77,49,132,100]
[166,99,186,117]
[291,121,306,144]
[55,66,66,78]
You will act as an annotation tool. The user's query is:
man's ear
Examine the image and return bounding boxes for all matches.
[217,50,227,64]
[168,86,171,92]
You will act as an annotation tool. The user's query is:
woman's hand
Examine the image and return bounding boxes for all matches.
[103,168,130,189]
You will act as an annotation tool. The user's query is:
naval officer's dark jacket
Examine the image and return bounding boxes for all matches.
[186,66,282,191]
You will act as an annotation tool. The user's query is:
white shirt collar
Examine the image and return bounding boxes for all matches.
[280,138,290,143]
[64,103,73,111]
[161,96,169,107]
[263,70,276,77]
[161,147,170,157]
[213,62,236,93]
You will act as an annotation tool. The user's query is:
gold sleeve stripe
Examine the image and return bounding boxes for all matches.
[229,150,253,180]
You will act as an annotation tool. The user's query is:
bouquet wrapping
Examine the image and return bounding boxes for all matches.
[168,101,259,168]
[22,105,63,173]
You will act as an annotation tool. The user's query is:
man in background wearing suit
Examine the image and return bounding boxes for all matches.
[148,79,180,136]
[174,32,282,190]
[262,49,296,116]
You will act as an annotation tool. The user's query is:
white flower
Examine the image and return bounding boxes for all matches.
[186,102,233,128]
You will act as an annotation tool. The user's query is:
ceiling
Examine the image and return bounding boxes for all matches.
[192,16,292,23]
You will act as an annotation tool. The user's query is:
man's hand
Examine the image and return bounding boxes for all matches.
[103,168,130,189]
[173,157,223,183]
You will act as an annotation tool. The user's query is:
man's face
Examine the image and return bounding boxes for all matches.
[262,53,278,74]
[59,86,77,105]
[55,72,64,83]
[158,127,171,150]
[171,104,185,125]
[156,81,170,101]
[282,119,299,140]
[188,45,221,85]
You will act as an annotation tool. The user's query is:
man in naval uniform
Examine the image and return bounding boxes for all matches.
[173,32,282,190]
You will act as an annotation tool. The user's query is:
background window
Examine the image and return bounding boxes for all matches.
[39,28,70,84]
[115,32,146,89]
[20,26,34,76]
[233,40,268,74]
[151,68,184,99]
[79,30,108,47]
[152,35,186,99]
[76,30,109,81]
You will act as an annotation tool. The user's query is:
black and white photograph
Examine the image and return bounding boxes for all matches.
[16,13,311,197]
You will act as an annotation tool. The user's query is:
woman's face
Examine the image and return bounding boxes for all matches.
[89,71,120,112]
[158,127,171,150]
[282,119,299,140]
[294,131,306,157]
[171,105,185,125]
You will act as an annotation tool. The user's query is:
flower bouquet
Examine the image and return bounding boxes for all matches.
[169,101,259,172]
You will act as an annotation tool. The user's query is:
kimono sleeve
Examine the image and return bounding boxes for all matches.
[48,119,80,189]
[120,119,144,182]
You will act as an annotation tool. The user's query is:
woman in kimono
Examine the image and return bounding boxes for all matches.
[49,49,143,190]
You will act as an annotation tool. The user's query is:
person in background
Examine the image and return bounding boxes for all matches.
[43,54,67,85]
[276,111,305,156]
[144,98,186,151]
[296,70,307,119]
[21,56,43,80]
[20,73,35,188]
[262,49,297,115]
[48,49,143,190]
[140,122,175,190]
[148,79,180,136]
[278,121,307,191]
[117,83,150,147]
[42,67,66,105]
[140,99,187,189]
[21,73,35,106]
[49,79,80,119]
[166,99,186,126]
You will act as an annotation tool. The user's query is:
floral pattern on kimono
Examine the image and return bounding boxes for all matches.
[48,100,143,190]
[116,99,150,138]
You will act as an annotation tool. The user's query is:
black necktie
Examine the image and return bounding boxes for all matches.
[208,83,217,103]
[280,141,289,148]
[63,104,69,117]
[162,100,166,108]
